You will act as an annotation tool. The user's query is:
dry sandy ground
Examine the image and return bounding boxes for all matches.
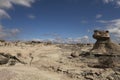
[0,44,74,80]
[0,43,120,80]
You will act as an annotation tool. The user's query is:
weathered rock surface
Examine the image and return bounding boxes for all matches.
[91,30,120,54]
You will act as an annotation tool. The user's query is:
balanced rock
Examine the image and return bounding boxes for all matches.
[91,30,120,55]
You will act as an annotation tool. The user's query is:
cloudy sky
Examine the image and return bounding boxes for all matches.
[0,0,120,43]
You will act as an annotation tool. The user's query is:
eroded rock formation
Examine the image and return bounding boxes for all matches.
[89,30,120,68]
[91,30,120,55]
[0,53,26,65]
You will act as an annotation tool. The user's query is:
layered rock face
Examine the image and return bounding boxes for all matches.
[91,30,120,55]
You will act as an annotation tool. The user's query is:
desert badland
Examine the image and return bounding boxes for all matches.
[0,30,120,80]
[1,0,120,80]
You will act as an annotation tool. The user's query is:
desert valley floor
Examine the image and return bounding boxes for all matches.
[0,42,120,80]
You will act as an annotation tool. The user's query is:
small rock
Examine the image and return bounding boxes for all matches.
[85,75,94,80]
[71,52,79,58]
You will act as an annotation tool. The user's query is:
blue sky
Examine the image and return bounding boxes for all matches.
[0,0,120,43]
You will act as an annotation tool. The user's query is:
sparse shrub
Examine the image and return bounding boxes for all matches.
[0,40,5,42]
[71,51,79,57]
[29,53,34,66]
[16,53,22,57]
[45,41,52,45]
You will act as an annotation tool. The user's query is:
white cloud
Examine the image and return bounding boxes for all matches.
[96,14,103,19]
[83,35,89,39]
[54,36,89,44]
[0,9,10,19]
[0,0,36,19]
[28,14,36,19]
[106,19,120,37]
[11,0,35,7]
[95,18,120,43]
[0,0,13,9]
[98,19,120,42]
[103,0,112,3]
[96,20,108,23]
[0,25,20,39]
[32,35,90,44]
[0,0,35,9]
[0,0,36,40]
[10,29,20,35]
[103,0,120,7]
[32,38,43,41]
[64,36,89,44]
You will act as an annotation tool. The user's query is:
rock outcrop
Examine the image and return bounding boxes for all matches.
[91,30,120,55]
[88,30,120,68]
[0,53,26,65]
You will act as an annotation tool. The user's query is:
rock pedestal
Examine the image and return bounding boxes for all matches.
[91,30,120,55]
[90,30,120,68]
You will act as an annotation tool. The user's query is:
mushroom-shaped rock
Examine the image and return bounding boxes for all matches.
[91,30,120,55]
